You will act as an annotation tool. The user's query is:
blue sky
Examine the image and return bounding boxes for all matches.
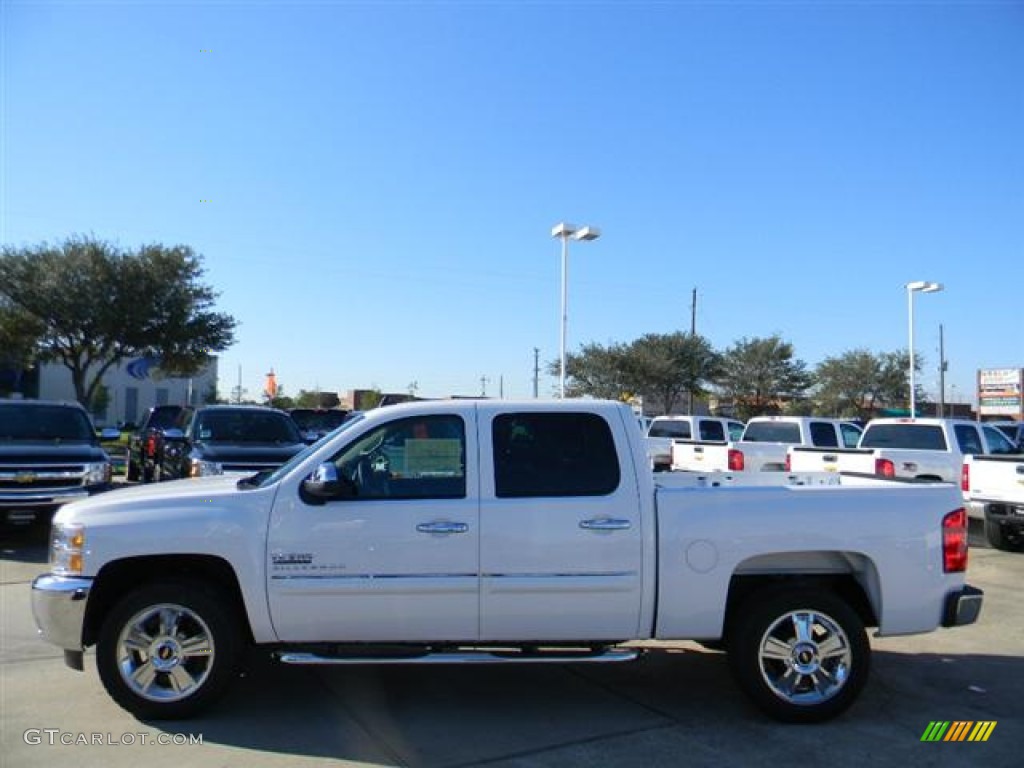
[2,1,1022,405]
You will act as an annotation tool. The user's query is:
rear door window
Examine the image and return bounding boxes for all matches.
[493,412,620,498]
[953,425,984,455]
[982,426,1017,455]
[840,423,863,448]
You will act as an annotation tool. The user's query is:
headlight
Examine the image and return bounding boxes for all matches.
[189,459,223,477]
[50,522,86,576]
[84,462,112,485]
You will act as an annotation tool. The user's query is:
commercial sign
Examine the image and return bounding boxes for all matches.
[977,368,1023,417]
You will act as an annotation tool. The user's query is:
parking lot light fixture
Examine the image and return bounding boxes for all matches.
[906,281,944,417]
[552,222,601,399]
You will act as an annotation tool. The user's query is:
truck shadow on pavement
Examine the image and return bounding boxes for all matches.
[146,647,1021,767]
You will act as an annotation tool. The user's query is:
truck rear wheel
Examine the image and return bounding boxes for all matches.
[96,580,240,719]
[727,588,869,723]
[985,519,1023,552]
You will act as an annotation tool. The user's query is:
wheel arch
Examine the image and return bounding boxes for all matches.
[83,554,253,648]
[725,550,881,633]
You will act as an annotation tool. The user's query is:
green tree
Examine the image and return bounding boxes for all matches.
[717,335,812,420]
[553,332,720,414]
[557,341,630,400]
[294,389,342,409]
[814,349,917,419]
[0,235,236,408]
[621,333,720,415]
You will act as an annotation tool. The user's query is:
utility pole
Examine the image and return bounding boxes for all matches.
[938,324,947,418]
[480,375,489,397]
[499,375,504,399]
[532,348,540,398]
[687,287,697,413]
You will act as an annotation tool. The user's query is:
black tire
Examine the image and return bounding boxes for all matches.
[125,450,140,482]
[985,519,1024,552]
[726,587,870,723]
[985,519,1008,550]
[96,580,240,720]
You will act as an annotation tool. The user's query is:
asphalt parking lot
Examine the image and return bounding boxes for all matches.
[1,520,1020,768]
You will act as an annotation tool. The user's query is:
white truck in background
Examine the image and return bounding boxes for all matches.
[962,454,1024,551]
[645,415,745,472]
[671,416,862,473]
[787,418,1020,516]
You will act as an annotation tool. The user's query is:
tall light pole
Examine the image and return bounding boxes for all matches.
[552,222,601,398]
[906,281,943,417]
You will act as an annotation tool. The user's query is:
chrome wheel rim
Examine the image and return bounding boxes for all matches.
[758,609,852,706]
[117,603,215,702]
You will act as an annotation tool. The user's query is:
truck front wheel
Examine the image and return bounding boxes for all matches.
[96,580,240,719]
[727,588,869,723]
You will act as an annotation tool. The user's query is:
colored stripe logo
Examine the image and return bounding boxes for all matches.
[921,721,996,742]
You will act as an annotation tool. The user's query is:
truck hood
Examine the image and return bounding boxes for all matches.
[53,474,254,525]
[0,441,108,462]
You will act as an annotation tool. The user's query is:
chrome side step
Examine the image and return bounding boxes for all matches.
[276,648,640,665]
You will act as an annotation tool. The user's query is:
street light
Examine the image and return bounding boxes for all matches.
[906,280,943,417]
[552,222,601,398]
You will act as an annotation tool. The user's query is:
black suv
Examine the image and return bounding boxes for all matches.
[0,399,118,530]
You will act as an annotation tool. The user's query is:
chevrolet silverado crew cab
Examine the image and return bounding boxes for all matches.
[671,416,862,473]
[1,399,118,531]
[32,400,981,723]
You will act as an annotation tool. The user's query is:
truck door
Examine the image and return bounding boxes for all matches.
[478,408,644,641]
[266,412,480,643]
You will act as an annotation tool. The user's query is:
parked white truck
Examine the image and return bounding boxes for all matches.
[788,418,1020,515]
[962,454,1024,551]
[671,416,862,473]
[32,400,981,723]
[645,415,745,472]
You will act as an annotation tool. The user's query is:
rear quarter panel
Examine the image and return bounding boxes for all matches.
[653,482,964,640]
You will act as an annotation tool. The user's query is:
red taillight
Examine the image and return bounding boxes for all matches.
[875,458,895,477]
[961,463,970,492]
[728,449,745,471]
[784,453,792,472]
[943,508,968,573]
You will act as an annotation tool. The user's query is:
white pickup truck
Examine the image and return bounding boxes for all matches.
[962,454,1024,551]
[32,400,981,724]
[645,415,745,472]
[788,418,1020,515]
[671,416,863,473]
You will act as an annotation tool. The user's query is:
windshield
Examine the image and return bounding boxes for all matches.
[0,404,96,442]
[147,407,183,429]
[289,409,350,433]
[195,410,303,444]
[241,411,366,489]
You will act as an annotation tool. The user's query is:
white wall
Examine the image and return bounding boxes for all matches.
[37,358,218,426]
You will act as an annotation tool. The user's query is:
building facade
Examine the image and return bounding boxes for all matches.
[36,358,218,427]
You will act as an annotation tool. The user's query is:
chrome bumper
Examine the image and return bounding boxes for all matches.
[942,584,984,628]
[31,575,92,670]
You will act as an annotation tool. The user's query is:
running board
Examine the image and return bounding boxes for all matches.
[276,648,640,665]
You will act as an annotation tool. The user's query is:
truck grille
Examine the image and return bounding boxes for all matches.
[0,464,88,491]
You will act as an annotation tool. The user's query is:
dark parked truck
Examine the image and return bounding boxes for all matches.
[125,405,185,482]
[0,399,116,530]
[148,405,307,480]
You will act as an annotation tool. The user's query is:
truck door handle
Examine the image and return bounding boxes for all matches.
[579,518,632,531]
[416,521,469,535]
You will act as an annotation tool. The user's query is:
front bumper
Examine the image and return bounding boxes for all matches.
[942,584,984,628]
[31,574,92,670]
